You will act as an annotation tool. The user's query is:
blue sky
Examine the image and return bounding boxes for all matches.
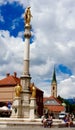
[0,0,75,98]
[0,2,24,37]
[0,2,34,42]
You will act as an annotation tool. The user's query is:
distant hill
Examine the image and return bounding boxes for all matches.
[65,98,75,104]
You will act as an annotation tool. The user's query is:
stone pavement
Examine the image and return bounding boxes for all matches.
[0,125,75,130]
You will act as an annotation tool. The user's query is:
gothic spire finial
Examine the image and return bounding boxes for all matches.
[52,67,57,83]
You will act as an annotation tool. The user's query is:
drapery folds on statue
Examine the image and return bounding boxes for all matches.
[24,7,32,26]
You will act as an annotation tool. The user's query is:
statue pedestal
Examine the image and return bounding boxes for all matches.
[20,90,31,118]
[11,97,21,118]
[29,97,37,119]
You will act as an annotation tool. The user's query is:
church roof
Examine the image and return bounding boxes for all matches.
[43,96,65,112]
[44,105,64,112]
[43,96,61,105]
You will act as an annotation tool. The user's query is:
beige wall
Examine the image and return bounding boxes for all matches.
[0,86,15,102]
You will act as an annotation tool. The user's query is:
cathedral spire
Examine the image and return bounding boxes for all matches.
[52,67,57,83]
[51,67,57,98]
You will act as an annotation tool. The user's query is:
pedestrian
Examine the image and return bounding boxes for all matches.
[41,114,47,127]
[64,114,73,127]
[47,114,53,127]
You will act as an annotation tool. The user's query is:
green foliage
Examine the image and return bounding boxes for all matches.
[57,95,75,113]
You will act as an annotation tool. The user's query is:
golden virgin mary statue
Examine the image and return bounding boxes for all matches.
[24,7,32,26]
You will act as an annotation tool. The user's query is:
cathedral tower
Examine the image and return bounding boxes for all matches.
[51,67,57,98]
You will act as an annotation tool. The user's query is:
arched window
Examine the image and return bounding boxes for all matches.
[53,86,55,90]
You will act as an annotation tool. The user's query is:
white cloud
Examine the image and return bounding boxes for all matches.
[58,76,75,99]
[30,0,75,98]
[0,15,4,22]
[0,10,4,22]
[0,30,24,77]
[0,0,7,5]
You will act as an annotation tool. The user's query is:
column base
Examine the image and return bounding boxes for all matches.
[11,97,21,118]
[30,98,37,119]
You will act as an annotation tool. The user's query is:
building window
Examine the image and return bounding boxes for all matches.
[53,86,55,90]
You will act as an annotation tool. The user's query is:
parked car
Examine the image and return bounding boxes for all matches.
[0,106,12,117]
[59,112,66,119]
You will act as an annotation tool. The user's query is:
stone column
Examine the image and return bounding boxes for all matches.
[20,7,32,118]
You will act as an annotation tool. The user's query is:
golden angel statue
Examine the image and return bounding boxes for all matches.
[30,83,36,98]
[15,84,22,97]
[24,7,32,26]
[31,86,36,98]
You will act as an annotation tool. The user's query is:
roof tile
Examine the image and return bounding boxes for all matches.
[0,75,20,86]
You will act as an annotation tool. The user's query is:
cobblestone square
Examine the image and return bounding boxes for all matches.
[0,125,75,130]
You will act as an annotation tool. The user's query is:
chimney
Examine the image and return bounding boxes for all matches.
[6,73,10,77]
[14,72,17,77]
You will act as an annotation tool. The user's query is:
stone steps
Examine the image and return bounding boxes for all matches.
[0,118,75,128]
